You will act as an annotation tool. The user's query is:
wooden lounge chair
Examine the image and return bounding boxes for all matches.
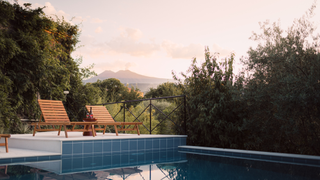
[31,99,97,138]
[0,134,10,153]
[86,105,143,135]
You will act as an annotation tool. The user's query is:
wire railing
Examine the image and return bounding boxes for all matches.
[89,95,187,135]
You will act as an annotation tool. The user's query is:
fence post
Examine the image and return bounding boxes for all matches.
[123,102,125,123]
[184,95,187,135]
[150,99,152,134]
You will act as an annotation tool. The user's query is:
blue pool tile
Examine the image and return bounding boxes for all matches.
[306,159,320,165]
[94,141,103,153]
[103,155,112,167]
[138,139,145,150]
[146,139,152,150]
[251,154,261,159]
[160,139,166,150]
[145,152,153,163]
[62,143,72,155]
[121,140,129,152]
[26,157,38,162]
[167,138,173,148]
[112,154,121,165]
[73,143,83,155]
[160,151,167,159]
[281,157,293,163]
[84,142,93,154]
[12,157,25,163]
[270,156,282,161]
[152,139,160,150]
[50,155,61,160]
[93,156,103,167]
[38,156,50,161]
[260,155,270,160]
[0,158,11,164]
[62,158,72,170]
[242,153,251,158]
[294,158,306,164]
[103,140,111,153]
[112,140,120,152]
[121,154,129,165]
[130,153,138,162]
[72,154,84,158]
[201,150,208,154]
[73,157,83,169]
[174,138,180,147]
[83,156,93,167]
[137,152,145,163]
[181,138,186,145]
[63,141,73,145]
[130,140,138,151]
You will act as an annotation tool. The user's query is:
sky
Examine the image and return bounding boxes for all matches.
[12,0,320,79]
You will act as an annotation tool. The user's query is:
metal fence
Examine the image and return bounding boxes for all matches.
[89,95,187,135]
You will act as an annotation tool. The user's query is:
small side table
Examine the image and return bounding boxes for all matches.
[83,118,97,136]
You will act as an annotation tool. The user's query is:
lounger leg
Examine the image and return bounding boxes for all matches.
[136,125,140,135]
[91,125,96,137]
[5,137,8,153]
[103,125,107,134]
[114,125,119,136]
[64,125,68,138]
[58,125,62,136]
[33,125,37,136]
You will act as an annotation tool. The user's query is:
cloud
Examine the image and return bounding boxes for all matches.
[161,41,233,59]
[94,60,137,72]
[72,16,87,23]
[106,28,160,57]
[161,40,204,59]
[125,62,135,70]
[43,2,70,21]
[79,35,96,45]
[91,18,104,23]
[211,44,233,57]
[95,26,103,33]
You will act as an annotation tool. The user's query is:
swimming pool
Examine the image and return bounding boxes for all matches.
[1,149,319,180]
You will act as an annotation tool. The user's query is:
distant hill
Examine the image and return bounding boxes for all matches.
[83,70,176,93]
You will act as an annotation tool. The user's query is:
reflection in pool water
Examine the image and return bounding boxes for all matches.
[1,151,320,180]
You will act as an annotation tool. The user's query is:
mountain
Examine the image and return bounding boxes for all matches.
[83,70,175,84]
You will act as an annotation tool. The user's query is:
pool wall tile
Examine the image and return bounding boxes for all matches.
[138,139,145,150]
[83,142,93,154]
[112,140,120,152]
[121,140,129,152]
[179,146,320,167]
[73,143,83,154]
[93,140,103,153]
[129,140,138,152]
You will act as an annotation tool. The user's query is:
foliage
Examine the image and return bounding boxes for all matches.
[145,82,182,101]
[0,1,96,131]
[91,78,142,106]
[239,4,320,155]
[174,47,244,148]
[106,102,159,134]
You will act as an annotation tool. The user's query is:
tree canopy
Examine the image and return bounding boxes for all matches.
[0,1,95,131]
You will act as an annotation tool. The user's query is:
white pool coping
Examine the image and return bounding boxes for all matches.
[179,145,320,161]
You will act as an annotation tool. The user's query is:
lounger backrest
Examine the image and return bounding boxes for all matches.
[85,105,116,123]
[38,99,70,123]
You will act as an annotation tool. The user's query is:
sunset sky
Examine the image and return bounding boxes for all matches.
[18,0,320,79]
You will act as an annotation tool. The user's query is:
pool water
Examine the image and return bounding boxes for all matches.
[1,152,319,180]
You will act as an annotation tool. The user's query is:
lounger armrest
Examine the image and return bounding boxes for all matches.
[0,134,11,138]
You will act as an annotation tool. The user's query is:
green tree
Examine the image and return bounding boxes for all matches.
[145,82,181,100]
[0,1,96,131]
[240,4,320,155]
[174,47,244,147]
